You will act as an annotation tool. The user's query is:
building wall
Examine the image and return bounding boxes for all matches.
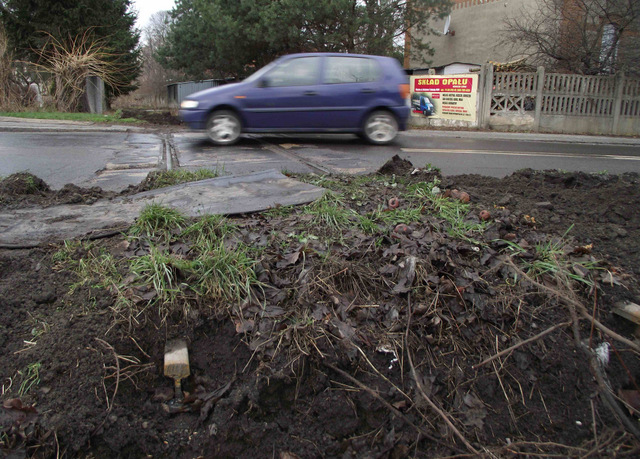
[410,0,539,69]
[441,63,481,75]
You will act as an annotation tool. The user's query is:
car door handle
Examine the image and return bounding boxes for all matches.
[304,91,317,96]
[361,88,376,93]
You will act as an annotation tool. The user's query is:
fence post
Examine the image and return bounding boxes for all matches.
[477,64,486,127]
[612,70,625,135]
[481,64,493,129]
[534,66,545,132]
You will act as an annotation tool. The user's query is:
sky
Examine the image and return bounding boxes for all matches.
[131,0,176,29]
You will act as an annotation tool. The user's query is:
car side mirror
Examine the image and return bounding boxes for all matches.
[259,77,271,88]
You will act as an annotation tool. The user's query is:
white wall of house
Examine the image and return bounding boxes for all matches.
[411,0,538,69]
[442,63,481,74]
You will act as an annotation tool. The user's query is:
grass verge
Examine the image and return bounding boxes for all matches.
[142,168,222,190]
[0,111,139,123]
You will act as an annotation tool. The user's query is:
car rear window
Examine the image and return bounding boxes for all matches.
[324,57,380,84]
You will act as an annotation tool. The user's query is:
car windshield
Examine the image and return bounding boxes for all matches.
[243,60,279,83]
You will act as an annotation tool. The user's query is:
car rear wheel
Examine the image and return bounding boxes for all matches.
[206,110,241,145]
[362,110,398,145]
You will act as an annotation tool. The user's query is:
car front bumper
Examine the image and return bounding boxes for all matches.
[179,109,208,130]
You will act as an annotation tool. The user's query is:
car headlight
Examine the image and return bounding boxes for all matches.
[180,100,199,109]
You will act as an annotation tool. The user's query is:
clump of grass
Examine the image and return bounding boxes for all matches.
[407,179,487,243]
[503,226,600,286]
[143,168,221,190]
[129,247,186,304]
[262,205,297,218]
[53,212,259,324]
[130,204,186,238]
[127,215,260,319]
[298,174,398,202]
[358,215,380,234]
[430,195,487,241]
[53,241,123,296]
[28,314,50,342]
[52,239,82,264]
[18,362,41,396]
[303,192,357,231]
[370,207,424,226]
[189,239,258,302]
[406,180,440,199]
[74,251,121,291]
[181,214,235,243]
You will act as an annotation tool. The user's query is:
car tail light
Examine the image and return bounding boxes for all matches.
[399,84,410,100]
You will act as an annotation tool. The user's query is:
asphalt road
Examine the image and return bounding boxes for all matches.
[0,130,163,191]
[173,130,640,178]
[1,117,639,192]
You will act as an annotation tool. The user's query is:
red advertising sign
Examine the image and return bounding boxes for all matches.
[410,74,478,122]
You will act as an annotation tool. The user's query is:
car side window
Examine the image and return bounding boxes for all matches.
[264,57,321,87]
[324,57,380,84]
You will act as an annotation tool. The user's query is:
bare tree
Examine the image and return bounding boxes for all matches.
[0,22,17,108]
[0,23,41,109]
[136,11,182,101]
[503,0,640,75]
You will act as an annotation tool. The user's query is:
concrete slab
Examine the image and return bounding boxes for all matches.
[0,170,325,247]
[80,168,157,191]
[172,133,319,175]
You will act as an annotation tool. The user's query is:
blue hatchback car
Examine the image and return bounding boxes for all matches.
[179,53,410,145]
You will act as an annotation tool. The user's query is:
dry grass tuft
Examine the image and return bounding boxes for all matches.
[33,30,133,112]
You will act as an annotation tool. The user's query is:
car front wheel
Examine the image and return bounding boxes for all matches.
[362,110,398,145]
[206,110,241,145]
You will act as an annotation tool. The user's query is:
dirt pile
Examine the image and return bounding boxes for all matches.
[0,173,116,209]
[0,172,49,196]
[1,161,640,458]
[120,109,181,126]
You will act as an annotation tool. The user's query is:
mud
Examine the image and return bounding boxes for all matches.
[1,164,640,458]
[0,173,116,209]
[120,109,182,126]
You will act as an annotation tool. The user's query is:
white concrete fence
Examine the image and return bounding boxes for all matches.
[476,65,640,135]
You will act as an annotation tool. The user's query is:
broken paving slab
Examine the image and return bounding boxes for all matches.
[0,170,325,247]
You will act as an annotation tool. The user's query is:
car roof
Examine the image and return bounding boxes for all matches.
[278,52,392,61]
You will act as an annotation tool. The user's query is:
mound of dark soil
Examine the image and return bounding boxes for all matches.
[1,166,640,458]
[0,172,49,195]
[378,154,415,176]
[445,169,640,282]
[120,109,182,126]
[0,175,115,209]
